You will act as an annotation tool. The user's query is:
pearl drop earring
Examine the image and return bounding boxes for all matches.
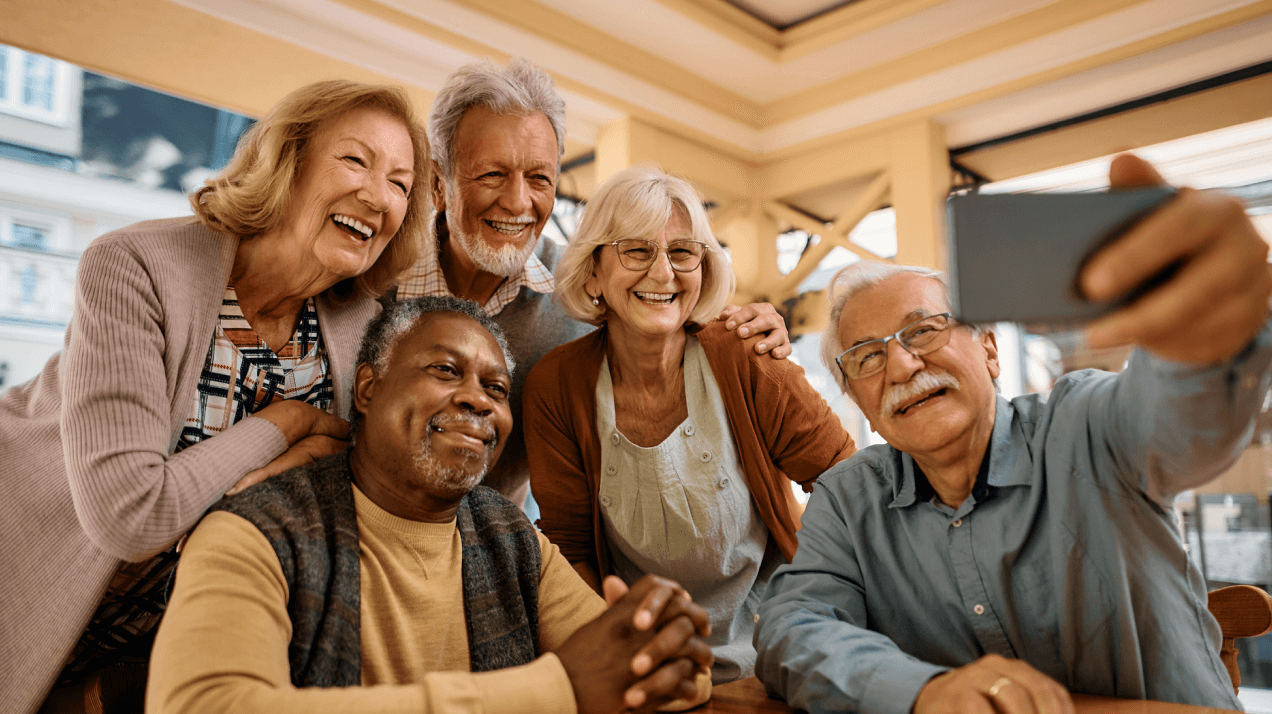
[591,295,600,306]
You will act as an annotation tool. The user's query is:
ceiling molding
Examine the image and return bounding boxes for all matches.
[955,71,1272,182]
[647,0,780,58]
[444,0,764,127]
[763,0,1159,124]
[757,0,1272,156]
[780,0,952,61]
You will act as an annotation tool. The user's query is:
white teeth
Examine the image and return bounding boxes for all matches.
[635,292,675,304]
[334,214,373,239]
[486,218,532,235]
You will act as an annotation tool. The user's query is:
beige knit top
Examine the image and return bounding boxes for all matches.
[0,217,378,714]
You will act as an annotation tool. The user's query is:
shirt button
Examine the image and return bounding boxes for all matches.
[683,424,695,436]
[610,433,620,445]
[717,477,730,489]
[952,518,962,528]
[973,604,985,615]
[606,465,616,475]
[699,451,712,462]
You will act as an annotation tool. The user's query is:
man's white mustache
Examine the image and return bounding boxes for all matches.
[882,369,960,418]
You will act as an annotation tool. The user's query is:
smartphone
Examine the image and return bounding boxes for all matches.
[946,186,1177,326]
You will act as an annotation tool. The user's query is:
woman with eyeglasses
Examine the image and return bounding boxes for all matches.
[523,164,856,685]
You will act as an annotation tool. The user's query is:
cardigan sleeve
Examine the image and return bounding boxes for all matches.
[751,349,856,489]
[61,237,289,561]
[523,348,601,578]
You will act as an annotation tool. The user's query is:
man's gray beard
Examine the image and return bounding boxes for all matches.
[445,190,540,278]
[881,368,961,418]
[411,416,496,499]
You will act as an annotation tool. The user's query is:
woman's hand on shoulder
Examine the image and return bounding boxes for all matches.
[718,302,791,359]
[252,399,350,445]
[226,434,349,495]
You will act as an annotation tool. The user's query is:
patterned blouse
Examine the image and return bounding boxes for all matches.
[60,285,333,684]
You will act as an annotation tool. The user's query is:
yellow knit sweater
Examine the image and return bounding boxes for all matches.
[147,483,607,714]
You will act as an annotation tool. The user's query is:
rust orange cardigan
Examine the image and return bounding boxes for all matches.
[523,321,857,583]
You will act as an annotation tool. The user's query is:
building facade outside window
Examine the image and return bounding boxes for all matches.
[0,45,70,125]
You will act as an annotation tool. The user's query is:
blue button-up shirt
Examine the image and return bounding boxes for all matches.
[755,325,1272,714]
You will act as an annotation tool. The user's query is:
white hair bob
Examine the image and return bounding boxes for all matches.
[555,164,735,327]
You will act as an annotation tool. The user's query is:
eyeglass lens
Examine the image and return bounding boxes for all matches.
[613,239,705,271]
[839,314,951,379]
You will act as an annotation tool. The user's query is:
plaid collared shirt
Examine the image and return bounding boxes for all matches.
[58,285,333,685]
[396,226,555,316]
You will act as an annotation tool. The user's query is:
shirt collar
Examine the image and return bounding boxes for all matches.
[394,212,555,314]
[888,394,1026,509]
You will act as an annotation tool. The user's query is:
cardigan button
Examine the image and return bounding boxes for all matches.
[606,465,617,475]
[601,495,612,507]
[717,477,729,489]
[610,433,620,445]
[699,451,712,463]
[683,424,695,437]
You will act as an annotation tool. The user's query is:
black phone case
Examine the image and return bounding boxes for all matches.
[946,186,1177,326]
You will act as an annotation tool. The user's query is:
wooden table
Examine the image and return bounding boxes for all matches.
[702,678,1235,713]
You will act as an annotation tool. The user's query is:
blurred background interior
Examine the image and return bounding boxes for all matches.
[2,0,1271,705]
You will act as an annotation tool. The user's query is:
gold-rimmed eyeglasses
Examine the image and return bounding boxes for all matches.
[835,313,953,380]
[606,239,708,272]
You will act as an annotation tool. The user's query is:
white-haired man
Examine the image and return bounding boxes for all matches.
[395,58,789,506]
[754,155,1272,714]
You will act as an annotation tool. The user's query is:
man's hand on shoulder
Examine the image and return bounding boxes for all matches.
[1081,153,1272,365]
[914,655,1073,714]
[719,302,792,359]
[555,575,712,714]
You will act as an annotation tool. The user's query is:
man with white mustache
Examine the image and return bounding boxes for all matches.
[754,155,1272,714]
[395,58,792,510]
[148,296,715,714]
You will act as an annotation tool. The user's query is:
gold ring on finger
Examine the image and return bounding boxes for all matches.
[987,677,1014,698]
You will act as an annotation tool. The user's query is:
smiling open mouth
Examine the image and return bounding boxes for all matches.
[897,388,949,416]
[333,214,374,241]
[895,386,956,414]
[635,291,675,305]
[485,218,532,236]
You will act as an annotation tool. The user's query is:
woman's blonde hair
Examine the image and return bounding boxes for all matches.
[191,80,429,299]
[556,164,735,326]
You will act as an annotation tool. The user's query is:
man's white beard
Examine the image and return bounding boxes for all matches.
[411,414,496,499]
[445,187,540,278]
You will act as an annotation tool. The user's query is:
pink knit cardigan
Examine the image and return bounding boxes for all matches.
[0,217,377,713]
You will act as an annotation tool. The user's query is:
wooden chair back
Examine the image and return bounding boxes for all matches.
[1208,584,1272,694]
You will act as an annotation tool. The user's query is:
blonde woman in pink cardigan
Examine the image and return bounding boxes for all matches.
[0,80,430,714]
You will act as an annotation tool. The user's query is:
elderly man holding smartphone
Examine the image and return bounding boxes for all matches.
[754,154,1272,714]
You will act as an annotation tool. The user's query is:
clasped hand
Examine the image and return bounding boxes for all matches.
[557,575,713,714]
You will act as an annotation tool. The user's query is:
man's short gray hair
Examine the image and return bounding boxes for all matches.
[429,57,566,181]
[349,297,515,442]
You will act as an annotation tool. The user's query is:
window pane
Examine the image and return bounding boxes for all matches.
[0,48,8,101]
[18,264,38,304]
[11,223,49,250]
[22,53,55,111]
